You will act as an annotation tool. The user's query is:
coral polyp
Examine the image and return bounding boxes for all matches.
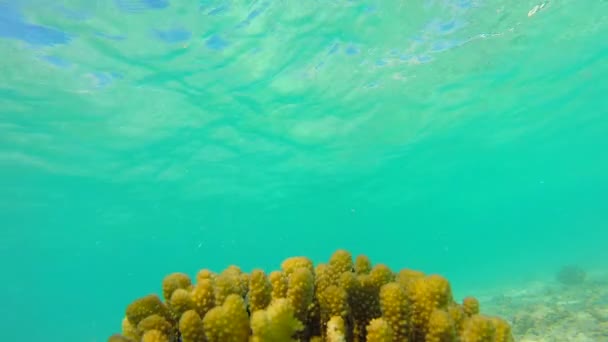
[109,250,513,342]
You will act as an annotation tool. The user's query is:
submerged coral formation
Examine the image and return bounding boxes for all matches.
[555,265,587,286]
[109,250,513,342]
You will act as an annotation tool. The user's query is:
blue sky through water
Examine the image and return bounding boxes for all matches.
[0,0,471,84]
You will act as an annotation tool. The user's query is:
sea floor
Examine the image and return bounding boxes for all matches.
[475,272,608,342]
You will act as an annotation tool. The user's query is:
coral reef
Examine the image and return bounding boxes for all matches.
[108,249,513,342]
[555,265,586,286]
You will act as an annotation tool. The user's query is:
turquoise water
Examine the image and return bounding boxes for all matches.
[1,0,607,340]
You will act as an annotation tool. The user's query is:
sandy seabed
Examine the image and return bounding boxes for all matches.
[474,271,608,342]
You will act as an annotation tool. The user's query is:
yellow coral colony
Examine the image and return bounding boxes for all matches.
[109,250,513,342]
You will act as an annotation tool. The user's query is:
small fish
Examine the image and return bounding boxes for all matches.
[528,2,548,17]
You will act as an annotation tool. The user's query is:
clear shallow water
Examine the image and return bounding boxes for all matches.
[0,0,607,340]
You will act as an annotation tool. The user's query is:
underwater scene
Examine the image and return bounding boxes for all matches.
[1,0,607,341]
